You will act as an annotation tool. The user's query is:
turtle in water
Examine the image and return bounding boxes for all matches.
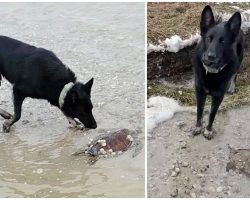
[73,129,142,158]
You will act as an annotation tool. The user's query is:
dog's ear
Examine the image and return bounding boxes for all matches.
[85,78,94,94]
[226,12,241,37]
[200,5,215,35]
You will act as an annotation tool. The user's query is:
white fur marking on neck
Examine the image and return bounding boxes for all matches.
[59,82,74,108]
[202,63,227,74]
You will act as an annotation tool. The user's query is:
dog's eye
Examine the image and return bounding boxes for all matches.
[206,36,213,42]
[219,37,224,43]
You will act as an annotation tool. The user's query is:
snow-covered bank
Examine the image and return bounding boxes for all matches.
[148,9,250,54]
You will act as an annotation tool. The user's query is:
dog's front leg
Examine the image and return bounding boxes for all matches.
[3,88,24,133]
[192,89,207,136]
[203,95,224,139]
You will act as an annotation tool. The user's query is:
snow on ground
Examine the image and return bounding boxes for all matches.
[147,96,185,132]
[147,33,200,54]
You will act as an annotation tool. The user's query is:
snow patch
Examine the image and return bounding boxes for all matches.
[147,33,200,54]
[147,96,184,132]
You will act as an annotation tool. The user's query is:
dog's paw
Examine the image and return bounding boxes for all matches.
[2,121,11,133]
[192,126,204,136]
[203,128,216,140]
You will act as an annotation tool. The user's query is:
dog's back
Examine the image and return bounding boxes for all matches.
[0,36,76,106]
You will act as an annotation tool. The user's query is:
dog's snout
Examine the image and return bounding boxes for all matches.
[90,123,97,129]
[207,52,216,61]
[202,52,219,66]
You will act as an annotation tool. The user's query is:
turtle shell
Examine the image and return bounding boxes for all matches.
[86,129,133,156]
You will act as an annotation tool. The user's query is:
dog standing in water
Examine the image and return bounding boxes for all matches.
[0,36,97,132]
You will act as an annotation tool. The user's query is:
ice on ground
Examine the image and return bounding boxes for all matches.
[148,9,250,54]
[147,96,184,132]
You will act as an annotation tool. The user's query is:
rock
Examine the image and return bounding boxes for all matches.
[170,189,178,197]
[217,186,223,193]
[190,192,196,198]
[175,167,180,173]
[180,141,187,149]
[36,168,43,174]
[176,121,186,128]
[182,161,189,167]
[197,173,204,178]
[171,171,177,177]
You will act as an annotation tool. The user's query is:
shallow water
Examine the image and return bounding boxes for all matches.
[0,3,145,197]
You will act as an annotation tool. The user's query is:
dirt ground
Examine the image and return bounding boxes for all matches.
[148,106,250,198]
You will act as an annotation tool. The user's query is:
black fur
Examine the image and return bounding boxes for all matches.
[0,35,97,132]
[192,5,244,139]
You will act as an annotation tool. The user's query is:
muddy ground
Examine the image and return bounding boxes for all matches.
[0,3,145,198]
[148,106,250,198]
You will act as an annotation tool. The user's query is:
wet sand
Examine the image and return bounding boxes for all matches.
[0,3,145,198]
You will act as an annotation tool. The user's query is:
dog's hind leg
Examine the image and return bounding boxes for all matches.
[2,87,24,133]
[203,95,224,140]
[0,74,13,119]
[227,74,236,94]
[0,108,12,119]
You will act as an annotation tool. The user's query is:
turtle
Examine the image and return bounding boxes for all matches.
[73,128,142,158]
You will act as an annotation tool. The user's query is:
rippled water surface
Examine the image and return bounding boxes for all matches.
[0,3,145,197]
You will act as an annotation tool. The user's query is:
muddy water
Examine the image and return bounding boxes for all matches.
[0,3,145,197]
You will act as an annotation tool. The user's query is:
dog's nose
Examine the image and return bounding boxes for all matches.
[90,123,97,129]
[207,52,216,61]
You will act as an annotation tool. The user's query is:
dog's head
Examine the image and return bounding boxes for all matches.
[63,78,97,129]
[200,5,241,73]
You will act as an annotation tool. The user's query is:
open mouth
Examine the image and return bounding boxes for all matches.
[202,63,227,74]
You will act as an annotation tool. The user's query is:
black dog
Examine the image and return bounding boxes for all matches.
[192,5,244,139]
[0,36,97,132]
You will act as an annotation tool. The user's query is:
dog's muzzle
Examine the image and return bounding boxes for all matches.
[202,63,227,74]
